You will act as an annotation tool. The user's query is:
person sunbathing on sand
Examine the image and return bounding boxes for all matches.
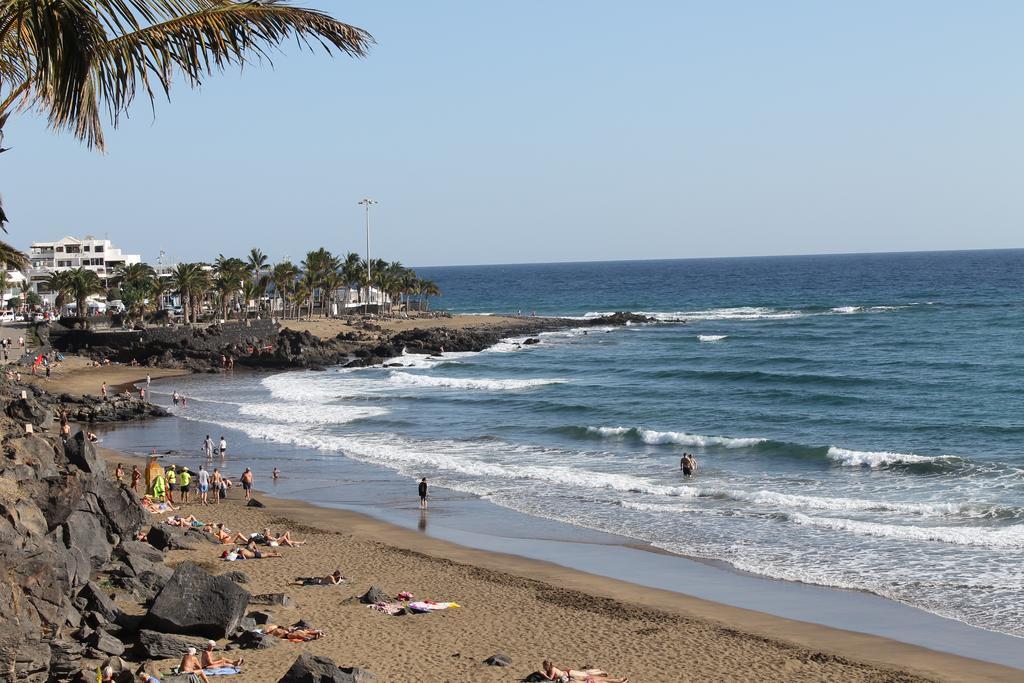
[206,523,233,544]
[262,623,324,641]
[238,544,283,559]
[179,647,210,683]
[290,570,345,586]
[541,660,628,683]
[201,640,243,669]
[141,497,178,514]
[265,528,306,547]
[165,515,203,528]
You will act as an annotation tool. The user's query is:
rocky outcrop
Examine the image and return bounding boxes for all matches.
[136,629,210,659]
[0,402,148,681]
[144,562,250,638]
[278,652,376,683]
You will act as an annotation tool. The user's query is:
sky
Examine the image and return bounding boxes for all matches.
[4,1,1024,266]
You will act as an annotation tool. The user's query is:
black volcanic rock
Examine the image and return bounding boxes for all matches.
[144,562,249,639]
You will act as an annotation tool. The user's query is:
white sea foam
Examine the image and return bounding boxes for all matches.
[831,306,862,314]
[785,513,1024,549]
[698,334,728,342]
[239,402,388,425]
[586,425,765,449]
[827,446,955,468]
[386,373,565,391]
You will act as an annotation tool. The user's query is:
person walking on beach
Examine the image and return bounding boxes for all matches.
[219,436,227,458]
[198,465,210,505]
[212,468,223,504]
[418,477,428,509]
[241,468,254,501]
[146,373,151,389]
[179,467,192,504]
[172,391,180,406]
[131,465,141,493]
[203,435,214,459]
[100,381,108,399]
[114,463,124,484]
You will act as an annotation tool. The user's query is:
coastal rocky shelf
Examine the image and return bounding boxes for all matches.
[42,312,656,372]
[0,373,370,681]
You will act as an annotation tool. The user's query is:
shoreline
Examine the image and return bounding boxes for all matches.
[98,445,1021,682]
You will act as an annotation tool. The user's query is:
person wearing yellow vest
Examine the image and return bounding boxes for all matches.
[179,467,192,505]
[165,465,177,505]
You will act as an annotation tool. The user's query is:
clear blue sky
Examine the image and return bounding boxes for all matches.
[5,1,1023,266]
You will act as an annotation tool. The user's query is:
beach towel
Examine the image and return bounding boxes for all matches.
[407,601,460,613]
[203,667,241,676]
[396,591,415,601]
[369,602,406,616]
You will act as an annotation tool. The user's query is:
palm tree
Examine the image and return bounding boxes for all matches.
[301,248,338,317]
[44,271,74,309]
[0,3,372,151]
[170,262,209,324]
[114,262,156,289]
[0,240,27,270]
[67,268,104,327]
[212,255,247,318]
[419,279,441,311]
[247,248,269,280]
[271,261,299,318]
[341,251,363,308]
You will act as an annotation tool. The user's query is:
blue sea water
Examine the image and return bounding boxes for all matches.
[121,250,1024,636]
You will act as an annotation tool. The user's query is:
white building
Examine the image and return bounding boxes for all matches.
[28,235,142,305]
[1,269,26,308]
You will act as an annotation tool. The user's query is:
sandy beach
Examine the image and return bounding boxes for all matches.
[281,314,551,339]
[22,355,189,395]
[99,442,1022,683]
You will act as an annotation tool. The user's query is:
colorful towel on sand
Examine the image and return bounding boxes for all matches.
[369,602,405,616]
[396,591,415,601]
[408,601,460,613]
[203,667,241,676]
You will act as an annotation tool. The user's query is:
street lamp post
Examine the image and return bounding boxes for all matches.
[358,198,377,315]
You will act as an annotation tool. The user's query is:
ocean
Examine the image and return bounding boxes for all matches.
[99,250,1024,638]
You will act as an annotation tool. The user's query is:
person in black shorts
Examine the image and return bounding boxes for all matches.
[418,478,428,509]
[680,453,695,477]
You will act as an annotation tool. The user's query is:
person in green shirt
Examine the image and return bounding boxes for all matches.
[165,465,177,505]
[179,467,192,504]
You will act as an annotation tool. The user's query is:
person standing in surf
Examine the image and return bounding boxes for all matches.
[681,453,696,477]
[419,478,428,509]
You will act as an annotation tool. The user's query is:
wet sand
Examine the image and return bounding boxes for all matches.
[100,444,1023,683]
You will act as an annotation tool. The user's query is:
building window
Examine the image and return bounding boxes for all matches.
[95,246,104,253]
[55,247,63,252]
[84,246,90,251]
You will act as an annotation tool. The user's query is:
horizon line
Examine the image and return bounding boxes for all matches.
[413,245,1024,269]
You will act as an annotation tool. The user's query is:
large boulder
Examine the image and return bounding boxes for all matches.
[277,653,375,683]
[137,629,210,659]
[63,511,111,569]
[6,397,52,428]
[63,432,105,474]
[94,479,146,539]
[144,562,249,638]
[146,525,199,551]
[78,582,122,624]
[6,435,58,477]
